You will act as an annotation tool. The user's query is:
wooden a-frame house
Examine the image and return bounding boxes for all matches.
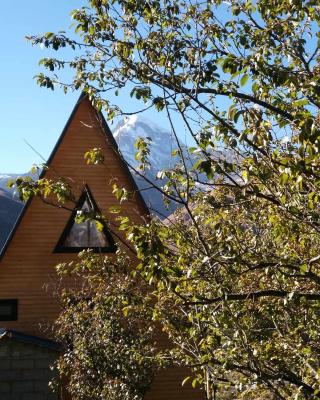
[0,94,200,399]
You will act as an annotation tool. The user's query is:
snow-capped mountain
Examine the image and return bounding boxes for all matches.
[0,172,40,198]
[113,115,178,171]
[114,115,182,217]
[0,174,17,191]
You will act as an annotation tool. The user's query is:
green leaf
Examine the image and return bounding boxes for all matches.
[292,98,309,107]
[300,264,308,274]
[240,74,249,87]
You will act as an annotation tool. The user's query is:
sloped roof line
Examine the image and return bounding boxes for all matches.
[94,100,150,213]
[0,92,149,262]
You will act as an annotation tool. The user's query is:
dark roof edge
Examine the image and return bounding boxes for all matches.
[0,92,86,262]
[0,329,61,351]
[97,108,150,215]
[0,92,149,261]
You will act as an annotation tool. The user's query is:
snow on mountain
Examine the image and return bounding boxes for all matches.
[113,115,177,172]
[113,115,182,217]
[0,174,17,191]
[0,172,40,200]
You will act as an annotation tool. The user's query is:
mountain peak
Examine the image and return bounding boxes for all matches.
[113,115,176,171]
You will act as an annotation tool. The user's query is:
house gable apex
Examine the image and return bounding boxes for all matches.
[0,92,148,261]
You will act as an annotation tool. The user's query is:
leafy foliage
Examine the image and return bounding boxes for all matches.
[53,251,159,400]
[127,190,320,399]
[22,0,320,398]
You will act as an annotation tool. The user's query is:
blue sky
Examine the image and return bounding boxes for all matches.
[0,1,234,174]
[1,1,171,174]
[0,1,82,173]
[1,1,230,175]
[2,3,316,174]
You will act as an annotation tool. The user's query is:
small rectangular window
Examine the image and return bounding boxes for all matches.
[0,300,18,321]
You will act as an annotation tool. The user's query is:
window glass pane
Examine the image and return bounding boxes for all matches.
[0,300,17,321]
[0,305,12,316]
[62,199,111,248]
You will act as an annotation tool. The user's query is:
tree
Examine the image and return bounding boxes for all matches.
[21,0,320,398]
[53,250,159,400]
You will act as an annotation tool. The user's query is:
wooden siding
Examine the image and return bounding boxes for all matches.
[0,97,146,335]
[0,97,202,399]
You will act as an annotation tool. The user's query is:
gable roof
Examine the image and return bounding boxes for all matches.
[0,92,149,261]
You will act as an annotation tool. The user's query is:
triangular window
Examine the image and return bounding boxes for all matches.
[54,186,116,253]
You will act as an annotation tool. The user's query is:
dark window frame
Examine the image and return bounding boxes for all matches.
[0,299,18,321]
[54,185,117,254]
